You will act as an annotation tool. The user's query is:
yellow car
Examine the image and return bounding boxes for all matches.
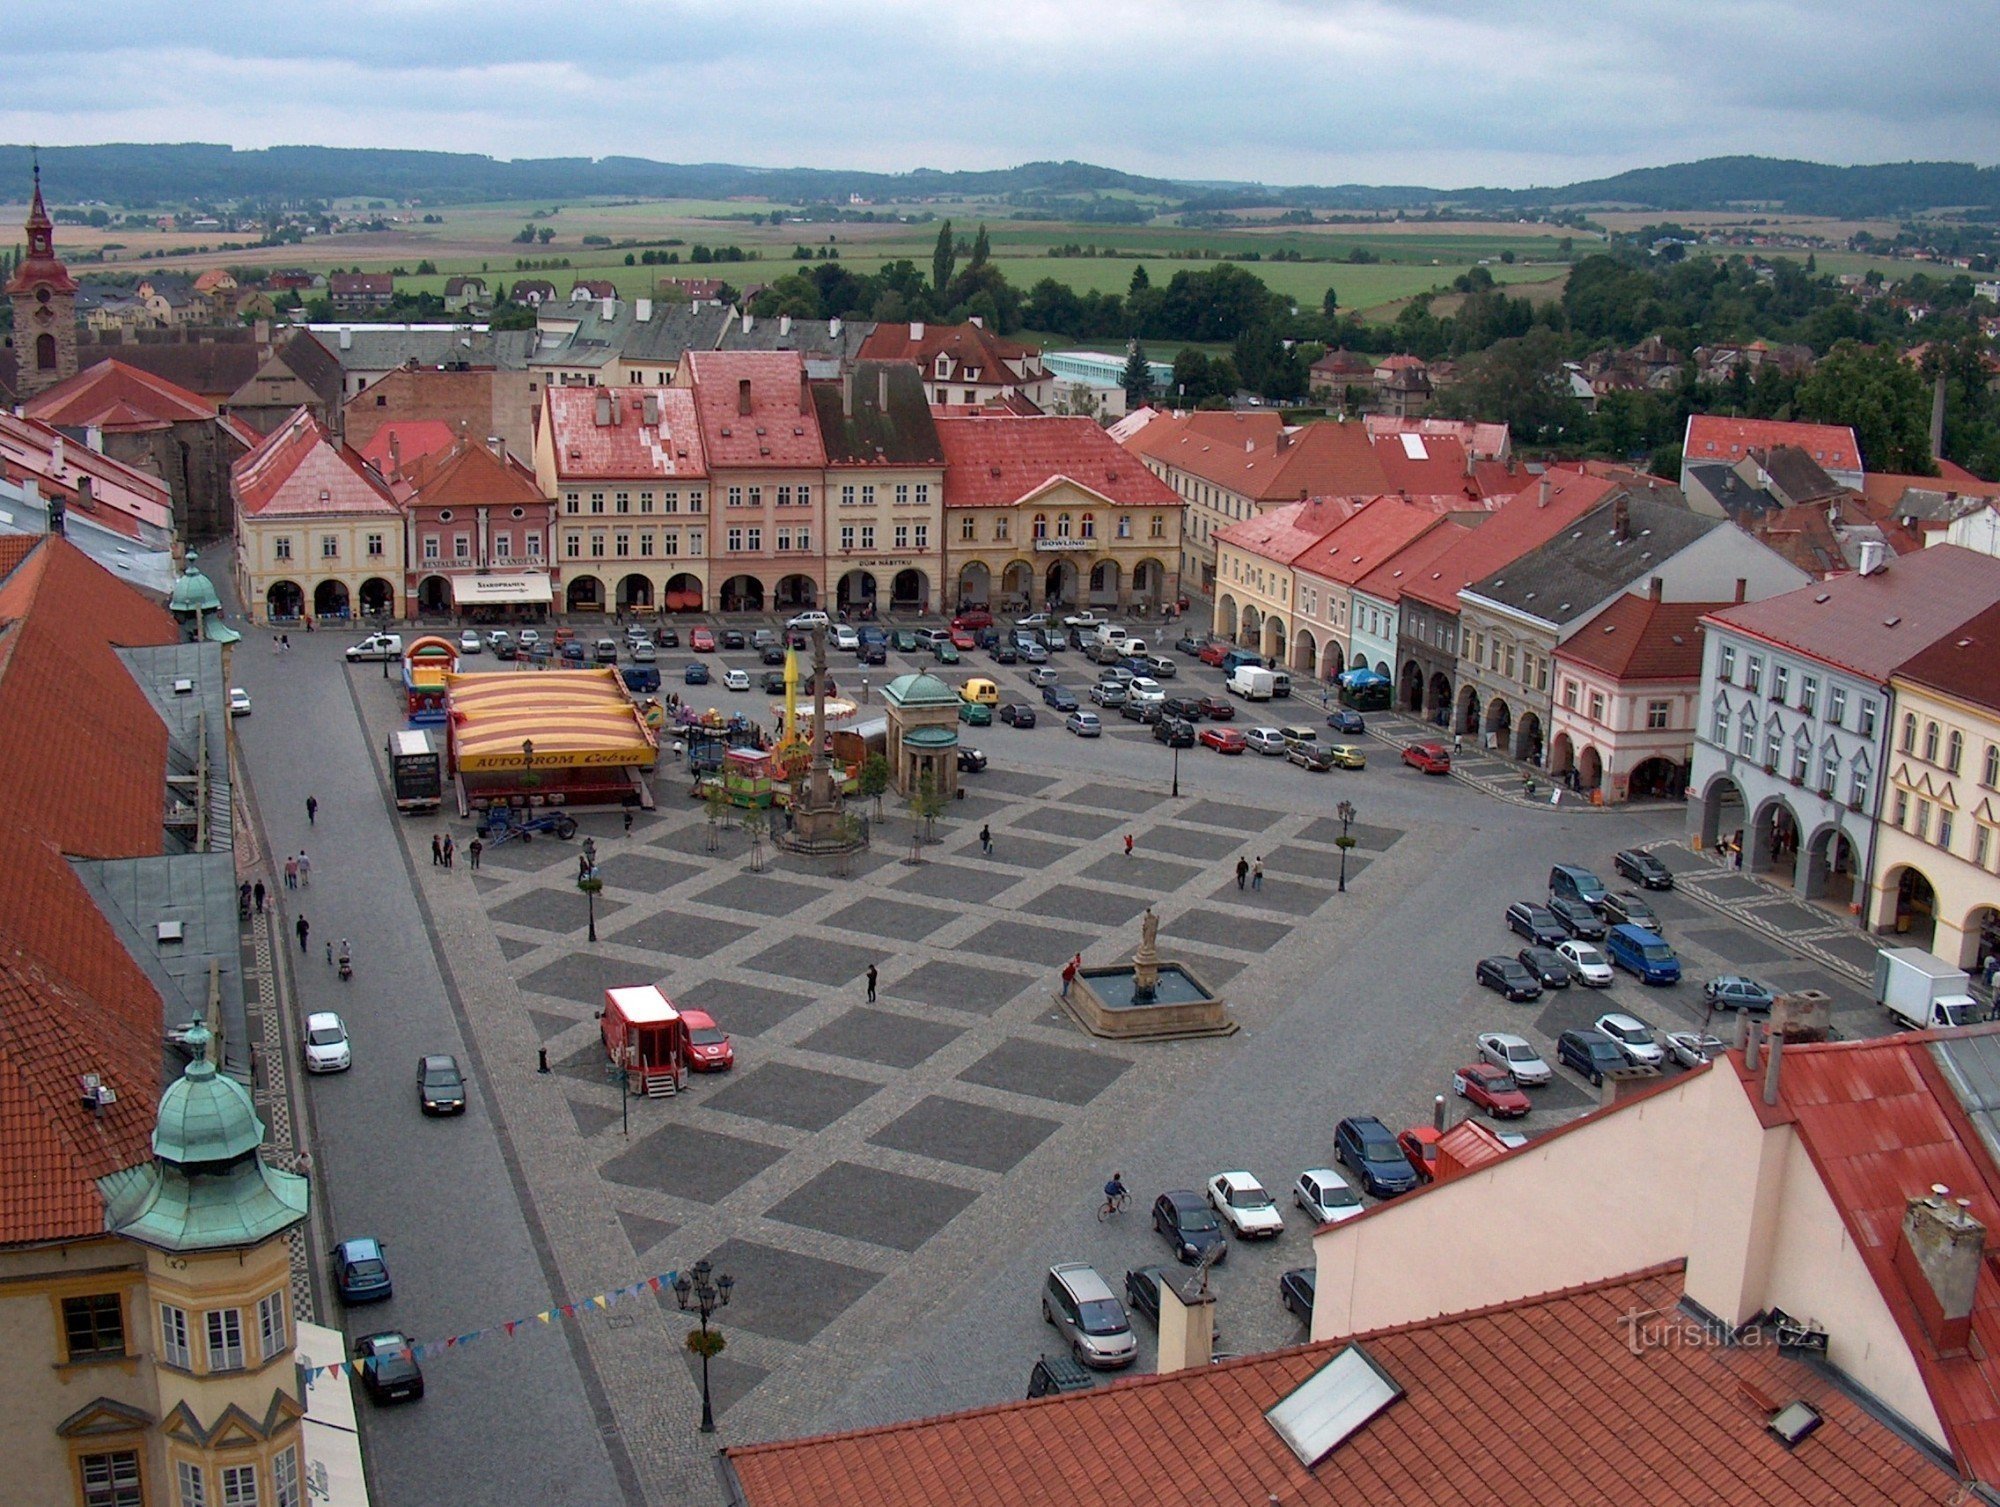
[1327,744,1368,769]
[961,676,1001,706]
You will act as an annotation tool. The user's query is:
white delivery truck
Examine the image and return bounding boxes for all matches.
[1875,946,1980,1030]
[1227,666,1276,700]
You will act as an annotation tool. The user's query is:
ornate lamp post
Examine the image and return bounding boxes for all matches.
[1336,799,1357,893]
[674,1258,734,1434]
[577,834,601,941]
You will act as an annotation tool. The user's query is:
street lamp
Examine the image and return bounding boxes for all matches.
[1335,799,1357,893]
[674,1258,734,1434]
[600,1034,634,1136]
[1171,740,1181,799]
[577,835,601,942]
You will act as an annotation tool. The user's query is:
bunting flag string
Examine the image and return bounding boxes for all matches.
[310,1267,681,1383]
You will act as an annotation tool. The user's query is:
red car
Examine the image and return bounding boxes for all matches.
[1199,726,1247,754]
[1402,741,1451,774]
[1197,695,1234,721]
[950,628,977,650]
[690,627,717,653]
[1397,1125,1443,1184]
[951,609,993,631]
[681,1008,734,1071]
[1451,1063,1531,1118]
[1198,641,1232,667]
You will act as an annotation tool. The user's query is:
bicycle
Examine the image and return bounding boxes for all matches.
[1097,1190,1130,1222]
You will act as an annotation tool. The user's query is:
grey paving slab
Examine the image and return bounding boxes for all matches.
[972,770,1062,798]
[826,897,959,943]
[553,1037,619,1086]
[675,978,816,1037]
[471,838,571,873]
[687,1238,880,1344]
[868,1095,1061,1173]
[771,845,905,880]
[1180,799,1283,832]
[957,1038,1131,1106]
[796,1007,964,1069]
[593,851,705,894]
[1010,806,1121,841]
[567,1097,623,1139]
[604,909,755,959]
[764,1161,979,1254]
[1063,782,1172,815]
[486,888,629,934]
[651,824,745,858]
[960,918,1091,968]
[1818,932,1892,974]
[1693,873,1767,903]
[527,1008,579,1042]
[1759,905,1848,937]
[615,1210,678,1260]
[1295,818,1405,851]
[517,949,664,1008]
[496,933,544,962]
[947,794,1015,825]
[703,1063,882,1132]
[981,835,1086,872]
[1256,845,1356,881]
[678,1353,767,1421]
[1210,877,1333,918]
[887,959,1035,1017]
[1016,883,1153,928]
[1141,825,1245,862]
[1163,908,1292,953]
[599,1123,787,1203]
[700,873,832,917]
[745,934,884,986]
[1680,924,1790,967]
[1077,854,1204,891]
[890,862,1022,905]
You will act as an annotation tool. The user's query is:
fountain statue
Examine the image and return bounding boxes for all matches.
[1060,905,1232,1041]
[1132,908,1161,1003]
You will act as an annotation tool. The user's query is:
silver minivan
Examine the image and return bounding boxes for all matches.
[1042,1263,1137,1369]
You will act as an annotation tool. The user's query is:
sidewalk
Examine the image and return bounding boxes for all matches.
[1362,708,1630,813]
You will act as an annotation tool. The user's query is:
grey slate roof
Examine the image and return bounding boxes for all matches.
[1685,461,1783,525]
[1756,445,1842,505]
[321,327,539,374]
[1465,491,1721,628]
[716,314,875,367]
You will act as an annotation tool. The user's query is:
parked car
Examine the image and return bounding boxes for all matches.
[459,629,483,656]
[330,1236,393,1304]
[354,1330,424,1404]
[1517,946,1571,988]
[1122,1266,1171,1325]
[1605,923,1681,985]
[690,627,716,652]
[831,625,860,652]
[492,629,519,651]
[1548,895,1607,940]
[1476,956,1543,1001]
[684,662,711,685]
[1197,641,1232,667]
[950,629,977,651]
[1666,1030,1727,1068]
[1594,1012,1665,1067]
[1334,1115,1421,1198]
[892,628,921,653]
[1325,744,1368,769]
[860,643,887,665]
[957,746,988,773]
[1206,1171,1285,1239]
[1175,633,1208,656]
[1548,863,1610,910]
[1042,685,1079,712]
[952,608,994,631]
[1477,1030,1552,1087]
[1020,642,1049,664]
[1287,741,1336,771]
[721,629,746,651]
[1555,939,1615,987]
[1089,682,1128,707]
[999,703,1038,728]
[655,628,679,648]
[990,643,1019,665]
[1279,1267,1316,1323]
[345,632,404,662]
[1453,1062,1532,1118]
[228,687,252,717]
[933,642,961,665]
[1126,676,1165,705]
[1144,655,1178,679]
[518,629,542,649]
[1065,712,1102,738]
[303,1012,351,1073]
[1096,664,1135,687]
[681,1007,734,1071]
[1154,718,1195,748]
[1557,1027,1636,1086]
[1705,974,1776,1012]
[1397,1125,1443,1184]
[1162,695,1205,722]
[723,668,750,691]
[1042,1263,1137,1370]
[1197,695,1234,720]
[1601,891,1663,933]
[760,669,787,694]
[560,641,587,664]
[1152,1189,1228,1264]
[1402,741,1451,774]
[1245,728,1290,757]
[1327,708,1366,734]
[417,1054,466,1115]
[753,628,780,650]
[787,611,829,630]
[1615,848,1675,889]
[1120,698,1163,725]
[1199,727,1247,754]
[1293,1168,1365,1225]
[1506,901,1569,948]
[630,641,657,663]
[959,700,993,726]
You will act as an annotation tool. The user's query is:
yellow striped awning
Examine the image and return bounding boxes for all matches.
[446,669,659,772]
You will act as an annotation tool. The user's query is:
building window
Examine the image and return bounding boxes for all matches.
[1080,513,1096,539]
[840,526,854,551]
[660,532,678,557]
[1828,685,1846,725]
[523,533,540,560]
[1792,743,1810,783]
[960,517,975,542]
[1765,725,1782,768]
[160,1303,192,1368]
[272,1448,300,1507]
[1861,700,1878,738]
[365,533,384,559]
[778,485,792,507]
[860,526,875,550]
[1986,745,1999,787]
[916,484,929,506]
[1947,730,1964,773]
[1902,713,1918,753]
[1938,811,1954,850]
[319,536,338,560]
[841,485,856,507]
[257,1291,286,1362]
[1851,765,1871,811]
[1149,514,1165,539]
[1032,514,1047,541]
[454,534,471,560]
[894,524,909,549]
[1820,748,1839,792]
[1719,644,1736,681]
[590,492,605,514]
[1712,703,1729,745]
[565,492,580,514]
[220,1463,258,1507]
[1563,680,1578,709]
[796,485,809,507]
[860,485,874,506]
[589,535,605,558]
[913,524,926,550]
[747,528,761,551]
[1745,655,1762,693]
[565,535,580,559]
[1057,513,1072,539]
[1923,721,1940,761]
[80,1451,142,1507]
[178,1460,208,1507]
[776,529,791,552]
[727,528,743,553]
[797,528,811,551]
[615,491,630,514]
[749,487,762,508]
[1977,826,1994,869]
[1799,675,1817,715]
[640,491,654,513]
[1916,800,1931,840]
[62,1294,126,1361]
[1588,690,1605,722]
[663,491,679,514]
[690,490,705,512]
[615,533,630,558]
[206,1307,245,1371]
[273,536,292,561]
[494,532,511,559]
[895,484,909,505]
[1772,664,1790,703]
[994,517,1009,541]
[1646,700,1670,730]
[1894,790,1909,827]
[729,486,744,508]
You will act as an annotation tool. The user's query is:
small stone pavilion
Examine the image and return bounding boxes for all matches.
[879,673,962,798]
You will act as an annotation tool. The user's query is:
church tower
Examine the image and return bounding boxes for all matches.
[7,159,80,399]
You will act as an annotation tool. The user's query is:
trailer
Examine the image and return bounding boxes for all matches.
[387,729,442,815]
[601,985,689,1098]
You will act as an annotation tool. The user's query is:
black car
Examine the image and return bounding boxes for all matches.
[1152,1189,1228,1264]
[1121,698,1163,724]
[1615,848,1675,889]
[1601,891,1663,933]
[1279,1267,1316,1323]
[999,703,1038,728]
[1326,708,1366,734]
[1548,895,1607,940]
[1043,685,1079,712]
[1333,1115,1420,1198]
[990,643,1019,665]
[417,1054,466,1115]
[1154,718,1195,748]
[1517,946,1572,989]
[760,670,787,694]
[1476,956,1543,1001]
[719,629,745,650]
[957,747,987,773]
[861,643,887,665]
[760,644,786,665]
[1123,1266,1171,1325]
[656,628,680,648]
[1505,901,1569,948]
[354,1330,424,1404]
[1557,1027,1633,1086]
[1175,633,1207,656]
[1162,695,1205,722]
[494,642,519,661]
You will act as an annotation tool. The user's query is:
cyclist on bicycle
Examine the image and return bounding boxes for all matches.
[1103,1172,1127,1206]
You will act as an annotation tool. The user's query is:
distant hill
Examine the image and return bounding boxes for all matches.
[2,144,1994,220]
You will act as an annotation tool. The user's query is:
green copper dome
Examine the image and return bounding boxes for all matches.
[881,673,960,708]
[167,550,223,615]
[152,1022,264,1164]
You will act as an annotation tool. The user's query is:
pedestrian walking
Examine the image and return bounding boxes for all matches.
[1124,833,1135,858]
[280,633,290,653]
[325,940,333,966]
[284,855,298,890]
[1251,856,1264,890]
[253,879,266,914]
[980,822,992,855]
[866,964,878,1003]
[1061,952,1081,999]
[432,834,443,866]
[296,850,312,887]
[1452,733,1462,756]
[468,837,483,871]
[443,835,455,869]
[296,915,310,952]
[623,809,634,836]
[1236,856,1250,890]
[305,795,318,826]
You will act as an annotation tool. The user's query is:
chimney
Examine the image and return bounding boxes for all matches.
[841,370,854,419]
[1858,539,1886,576]
[1155,1272,1217,1373]
[1649,576,1664,602]
[50,434,65,474]
[1276,430,1293,453]
[1734,577,1748,603]
[601,296,616,320]
[1244,438,1255,454]
[1895,1187,1984,1355]
[253,317,271,349]
[486,435,504,462]
[76,475,94,513]
[779,314,791,336]
[828,316,842,339]
[1612,495,1631,542]
[741,311,753,334]
[635,297,652,323]
[1537,476,1551,507]
[642,394,660,427]
[1761,1029,1784,1106]
[737,378,753,417]
[910,321,924,342]
[388,432,403,479]
[595,394,612,427]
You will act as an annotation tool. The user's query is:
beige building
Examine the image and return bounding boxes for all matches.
[811,362,946,615]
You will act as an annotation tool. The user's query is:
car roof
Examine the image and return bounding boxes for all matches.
[1049,1262,1117,1300]
[306,1011,344,1030]
[1161,1188,1205,1208]
[1214,1170,1261,1190]
[421,1053,459,1071]
[337,1236,382,1258]
[678,1007,718,1027]
[1598,1012,1646,1029]
[1481,1030,1532,1048]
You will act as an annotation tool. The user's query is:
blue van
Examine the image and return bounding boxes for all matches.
[1220,648,1264,676]
[1605,923,1681,985]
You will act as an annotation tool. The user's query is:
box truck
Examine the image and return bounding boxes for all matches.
[1875,946,1980,1030]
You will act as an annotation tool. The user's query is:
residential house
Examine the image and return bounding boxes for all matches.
[532,386,709,615]
[1456,489,1807,765]
[191,267,238,319]
[1212,498,1356,668]
[1681,415,1862,493]
[604,299,735,388]
[343,361,540,467]
[678,351,827,614]
[1877,603,2000,969]
[657,278,728,305]
[0,412,178,587]
[569,280,618,303]
[1291,497,1470,682]
[310,324,539,400]
[1932,500,2000,558]
[1352,517,1475,698]
[442,275,487,312]
[936,416,1181,616]
[224,331,345,436]
[385,435,556,620]
[1363,414,1511,463]
[1690,543,2000,910]
[231,408,403,624]
[1372,353,1431,416]
[1306,347,1373,398]
[809,361,945,614]
[135,275,201,329]
[857,321,1055,411]
[326,272,394,313]
[509,279,558,306]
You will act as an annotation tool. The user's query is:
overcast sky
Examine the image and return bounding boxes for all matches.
[8,0,1997,188]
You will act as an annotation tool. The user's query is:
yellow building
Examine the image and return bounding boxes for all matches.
[1873,606,2000,971]
[1212,499,1350,665]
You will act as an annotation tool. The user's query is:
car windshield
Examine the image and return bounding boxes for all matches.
[1232,1185,1274,1208]
[1177,1205,1219,1233]
[1570,946,1606,966]
[1484,1072,1519,1092]
[1077,1299,1128,1335]
[688,1027,726,1045]
[1640,944,1674,962]
[1502,1043,1534,1061]
[425,1065,462,1088]
[308,1026,345,1046]
[1323,1183,1360,1208]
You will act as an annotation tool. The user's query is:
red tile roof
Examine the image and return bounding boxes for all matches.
[1685,415,1861,475]
[1352,517,1476,603]
[233,408,399,518]
[1893,600,2000,713]
[357,420,459,476]
[1370,432,1487,499]
[935,417,1180,510]
[1703,543,2000,680]
[1295,496,1471,588]
[23,358,219,430]
[1859,470,2000,515]
[1399,471,1622,613]
[1555,595,1721,681]
[725,1262,1961,1507]
[401,436,546,510]
[681,352,827,469]
[542,386,707,483]
[1214,497,1355,566]
[1125,412,1394,503]
[0,413,174,536]
[857,322,1047,383]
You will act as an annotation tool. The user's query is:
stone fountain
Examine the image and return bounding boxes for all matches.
[1064,907,1234,1041]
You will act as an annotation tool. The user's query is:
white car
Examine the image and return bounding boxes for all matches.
[1665,1030,1726,1068]
[1015,613,1050,629]
[487,629,513,651]
[1029,666,1062,687]
[723,668,750,691]
[228,687,252,717]
[788,610,830,630]
[1555,939,1614,987]
[1595,1011,1665,1067]
[1206,1172,1284,1238]
[518,629,541,649]
[303,1012,351,1073]
[1062,611,1102,630]
[1126,677,1165,705]
[458,630,483,655]
[832,624,860,652]
[1245,727,1289,756]
[1293,1168,1364,1225]
[344,632,403,662]
[1477,1030,1552,1087]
